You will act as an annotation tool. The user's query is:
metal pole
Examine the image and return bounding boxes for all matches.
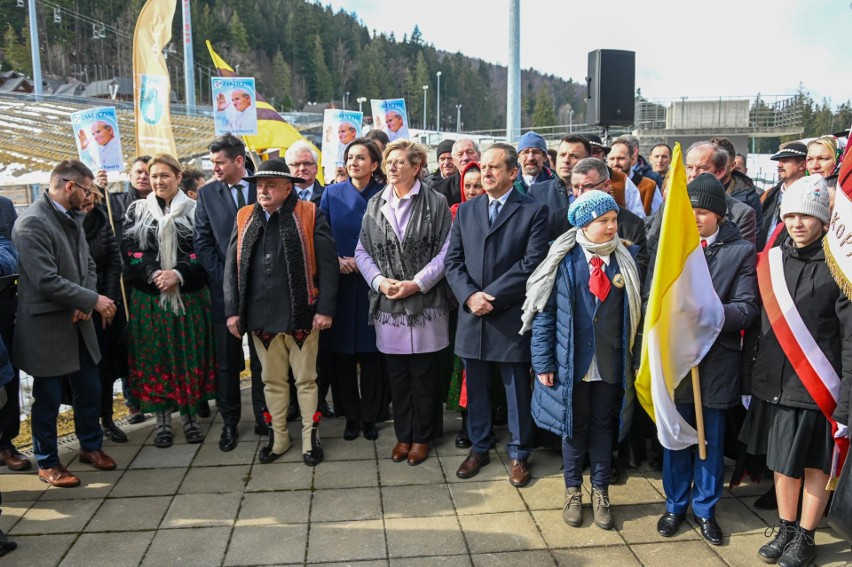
[422,85,429,130]
[456,104,462,133]
[28,0,42,96]
[506,0,521,141]
[182,0,196,112]
[436,71,442,132]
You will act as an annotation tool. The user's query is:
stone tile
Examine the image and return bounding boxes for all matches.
[237,491,312,526]
[630,540,728,566]
[472,550,556,566]
[141,526,230,566]
[66,445,140,472]
[0,472,49,502]
[0,500,33,533]
[11,498,102,535]
[224,524,308,566]
[192,438,260,466]
[39,470,123,501]
[382,484,455,518]
[713,532,775,567]
[528,450,564,479]
[177,464,250,494]
[617,503,700,544]
[390,557,470,567]
[129,444,199,469]
[531,509,624,549]
[245,461,314,492]
[608,474,665,505]
[458,511,547,554]
[307,519,386,563]
[713,495,769,537]
[378,456,446,487]
[60,531,154,567]
[553,545,641,566]
[519,477,566,511]
[433,436,473,458]
[318,415,350,439]
[200,421,255,446]
[640,469,667,499]
[441,454,509,484]
[313,561,388,567]
[160,492,241,528]
[84,496,171,532]
[724,477,773,499]
[323,436,379,462]
[814,530,852,566]
[109,467,185,497]
[118,425,154,446]
[312,487,381,522]
[3,533,75,566]
[448,480,527,515]
[313,459,378,489]
[385,516,467,559]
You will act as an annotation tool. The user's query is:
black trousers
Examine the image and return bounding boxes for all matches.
[320,349,384,423]
[385,352,439,444]
[213,321,266,427]
[0,303,19,451]
[562,380,622,489]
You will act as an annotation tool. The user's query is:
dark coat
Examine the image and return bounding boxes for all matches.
[433,171,462,206]
[83,203,122,301]
[0,236,16,386]
[108,186,146,239]
[0,195,16,240]
[645,221,758,409]
[193,179,257,322]
[646,193,757,253]
[12,192,101,376]
[445,188,550,363]
[513,167,554,195]
[528,177,571,239]
[726,170,764,250]
[759,182,784,249]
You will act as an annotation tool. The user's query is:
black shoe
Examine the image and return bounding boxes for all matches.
[759,521,798,564]
[102,420,128,443]
[694,515,723,546]
[343,420,360,441]
[197,401,210,418]
[258,445,285,464]
[363,422,378,440]
[254,423,269,436]
[755,486,778,510]
[318,400,334,418]
[303,447,324,467]
[657,512,685,538]
[218,425,238,452]
[777,527,816,567]
[127,409,147,424]
[455,429,472,449]
[286,404,300,422]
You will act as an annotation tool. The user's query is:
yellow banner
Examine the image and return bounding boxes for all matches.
[133,0,178,157]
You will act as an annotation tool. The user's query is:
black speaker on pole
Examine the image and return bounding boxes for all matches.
[586,49,635,127]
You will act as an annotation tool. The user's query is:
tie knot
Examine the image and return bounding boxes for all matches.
[701,239,708,249]
[300,190,310,201]
[590,255,603,268]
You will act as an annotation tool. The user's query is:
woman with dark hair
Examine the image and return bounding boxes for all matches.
[355,139,453,465]
[319,139,387,441]
[122,153,216,449]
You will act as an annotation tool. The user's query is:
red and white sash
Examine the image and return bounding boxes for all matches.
[757,246,849,486]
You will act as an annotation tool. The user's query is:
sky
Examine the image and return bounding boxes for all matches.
[322,0,852,108]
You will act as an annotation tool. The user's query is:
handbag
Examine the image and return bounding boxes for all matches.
[828,455,852,544]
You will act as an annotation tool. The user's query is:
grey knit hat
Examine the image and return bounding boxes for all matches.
[780,175,830,224]
[687,173,727,217]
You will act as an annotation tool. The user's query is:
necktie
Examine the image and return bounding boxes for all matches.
[299,189,310,201]
[589,256,611,302]
[701,239,708,248]
[233,185,246,208]
[488,200,501,227]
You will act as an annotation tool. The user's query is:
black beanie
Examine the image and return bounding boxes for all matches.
[436,139,454,159]
[687,173,727,217]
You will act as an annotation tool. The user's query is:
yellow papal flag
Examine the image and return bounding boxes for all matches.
[634,143,724,451]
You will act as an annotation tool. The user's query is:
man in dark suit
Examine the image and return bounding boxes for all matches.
[529,134,591,239]
[445,142,550,487]
[433,139,481,206]
[194,134,267,452]
[13,160,117,487]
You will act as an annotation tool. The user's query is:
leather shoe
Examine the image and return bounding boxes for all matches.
[258,445,288,464]
[343,420,360,441]
[0,448,31,471]
[78,449,116,470]
[303,447,324,467]
[362,422,378,440]
[254,422,269,436]
[454,429,472,449]
[318,400,334,418]
[509,459,531,487]
[102,420,128,443]
[219,425,238,452]
[407,443,429,466]
[694,515,723,546]
[38,465,80,488]
[127,409,147,424]
[391,442,411,462]
[456,450,490,479]
[657,512,685,537]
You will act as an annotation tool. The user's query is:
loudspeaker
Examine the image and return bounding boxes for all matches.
[586,49,635,126]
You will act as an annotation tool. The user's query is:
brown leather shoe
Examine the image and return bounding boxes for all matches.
[0,448,31,471]
[78,449,117,471]
[391,442,411,463]
[456,450,490,479]
[407,443,429,466]
[509,459,531,487]
[38,465,80,488]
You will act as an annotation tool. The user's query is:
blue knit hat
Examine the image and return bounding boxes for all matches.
[568,190,619,228]
[517,131,547,153]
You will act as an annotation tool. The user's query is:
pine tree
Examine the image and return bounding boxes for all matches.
[270,49,293,110]
[532,84,557,128]
[3,23,31,75]
[309,35,333,101]
[229,13,249,52]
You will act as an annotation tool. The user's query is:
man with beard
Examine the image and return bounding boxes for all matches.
[760,142,808,247]
[513,131,554,194]
[425,140,457,188]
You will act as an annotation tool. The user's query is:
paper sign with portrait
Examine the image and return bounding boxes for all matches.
[212,77,259,136]
[321,109,363,181]
[70,106,124,172]
[371,98,410,142]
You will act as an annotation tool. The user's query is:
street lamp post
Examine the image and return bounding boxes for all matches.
[422,85,429,130]
[456,104,462,133]
[436,71,442,132]
[569,109,574,133]
[357,96,367,114]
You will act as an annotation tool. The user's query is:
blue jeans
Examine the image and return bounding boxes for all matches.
[31,337,103,469]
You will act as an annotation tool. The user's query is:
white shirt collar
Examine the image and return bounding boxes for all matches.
[488,189,512,207]
[702,226,720,247]
[581,247,611,266]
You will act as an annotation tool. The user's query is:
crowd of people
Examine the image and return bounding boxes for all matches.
[0,125,849,567]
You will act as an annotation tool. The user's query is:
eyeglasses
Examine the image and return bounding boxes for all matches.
[571,178,608,193]
[288,161,316,168]
[386,160,411,169]
[63,178,94,197]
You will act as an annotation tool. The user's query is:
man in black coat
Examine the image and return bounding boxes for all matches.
[194,134,267,451]
[433,139,481,206]
[529,134,591,239]
[445,143,550,488]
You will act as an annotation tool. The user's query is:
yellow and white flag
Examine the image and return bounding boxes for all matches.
[635,143,724,451]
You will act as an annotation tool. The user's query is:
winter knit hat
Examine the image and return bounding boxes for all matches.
[517,131,548,153]
[780,174,830,224]
[436,139,454,159]
[687,173,727,217]
[568,190,619,228]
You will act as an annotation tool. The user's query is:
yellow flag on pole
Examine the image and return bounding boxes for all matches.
[634,143,724,450]
[133,0,178,157]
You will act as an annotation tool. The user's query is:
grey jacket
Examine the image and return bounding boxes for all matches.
[12,192,100,376]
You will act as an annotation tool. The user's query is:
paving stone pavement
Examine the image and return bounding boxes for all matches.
[2,389,851,566]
